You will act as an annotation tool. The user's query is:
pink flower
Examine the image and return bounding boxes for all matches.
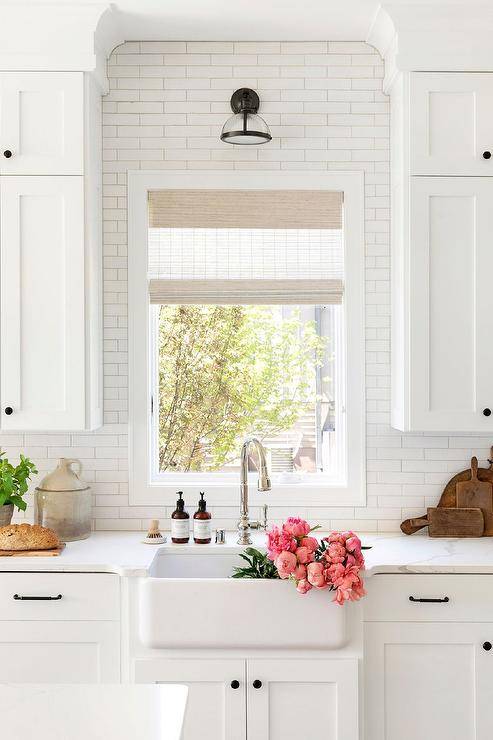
[296,579,312,595]
[275,550,297,579]
[295,546,314,564]
[325,532,345,545]
[327,542,346,564]
[283,517,311,538]
[300,536,318,552]
[267,525,297,560]
[293,563,307,580]
[307,561,328,589]
[330,563,366,605]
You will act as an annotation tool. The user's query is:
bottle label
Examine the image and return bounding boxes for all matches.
[194,519,212,540]
[171,518,190,539]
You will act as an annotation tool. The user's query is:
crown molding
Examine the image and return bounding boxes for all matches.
[0,3,123,91]
[368,3,493,92]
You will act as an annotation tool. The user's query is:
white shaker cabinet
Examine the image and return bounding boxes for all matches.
[0,176,87,430]
[0,72,83,175]
[134,658,247,740]
[410,73,493,176]
[395,177,493,432]
[365,622,493,740]
[246,658,358,740]
[135,656,358,740]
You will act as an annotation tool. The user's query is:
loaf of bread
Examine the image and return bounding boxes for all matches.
[0,523,60,551]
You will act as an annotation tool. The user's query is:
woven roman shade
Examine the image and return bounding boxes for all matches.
[147,189,344,305]
[148,190,343,230]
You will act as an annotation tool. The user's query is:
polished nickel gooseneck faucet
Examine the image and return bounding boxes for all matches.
[237,438,271,545]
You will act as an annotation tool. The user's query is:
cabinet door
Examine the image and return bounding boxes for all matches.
[365,622,493,740]
[407,176,493,431]
[134,658,246,740]
[0,176,86,430]
[247,658,358,740]
[0,621,120,683]
[0,72,83,175]
[410,73,493,175]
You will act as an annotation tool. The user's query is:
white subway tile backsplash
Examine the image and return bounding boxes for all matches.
[5,39,486,534]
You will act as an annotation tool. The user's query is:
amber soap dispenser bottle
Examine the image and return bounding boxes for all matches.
[171,491,190,544]
[193,492,212,544]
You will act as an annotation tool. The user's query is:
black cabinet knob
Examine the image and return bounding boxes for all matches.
[4,407,13,415]
[483,641,492,651]
[252,679,262,689]
[230,680,240,689]
[483,408,491,417]
[483,151,492,159]
[3,150,12,158]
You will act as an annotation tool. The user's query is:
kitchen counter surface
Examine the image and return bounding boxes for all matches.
[3,530,493,576]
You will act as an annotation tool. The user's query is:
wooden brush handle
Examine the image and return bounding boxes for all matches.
[471,456,479,480]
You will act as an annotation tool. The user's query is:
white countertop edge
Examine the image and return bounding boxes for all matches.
[3,531,493,577]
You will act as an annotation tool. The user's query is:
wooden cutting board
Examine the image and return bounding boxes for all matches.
[0,544,65,557]
[456,457,493,535]
[407,507,484,538]
[401,446,493,535]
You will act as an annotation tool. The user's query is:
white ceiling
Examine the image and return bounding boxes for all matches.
[110,0,381,41]
[19,1,476,42]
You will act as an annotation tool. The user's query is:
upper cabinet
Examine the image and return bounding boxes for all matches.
[0,73,102,431]
[410,73,493,176]
[392,72,493,432]
[0,73,84,175]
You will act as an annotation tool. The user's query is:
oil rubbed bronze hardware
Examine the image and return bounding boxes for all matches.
[4,407,13,415]
[483,151,492,159]
[483,408,491,417]
[13,594,62,601]
[409,596,450,603]
[483,642,492,651]
[3,150,12,158]
[253,680,262,689]
[230,680,240,689]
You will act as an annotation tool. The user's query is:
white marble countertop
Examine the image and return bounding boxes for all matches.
[3,530,493,577]
[0,684,188,740]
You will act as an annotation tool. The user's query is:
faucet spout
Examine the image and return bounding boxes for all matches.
[237,438,271,545]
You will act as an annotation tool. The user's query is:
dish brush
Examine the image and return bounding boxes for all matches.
[142,519,166,544]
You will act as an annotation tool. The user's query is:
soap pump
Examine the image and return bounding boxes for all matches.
[193,492,212,544]
[171,491,190,544]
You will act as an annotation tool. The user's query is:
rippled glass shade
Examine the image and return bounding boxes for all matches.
[220,112,272,145]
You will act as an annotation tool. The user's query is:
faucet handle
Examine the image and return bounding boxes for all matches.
[250,504,268,531]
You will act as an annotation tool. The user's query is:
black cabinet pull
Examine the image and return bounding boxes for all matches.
[13,594,62,601]
[484,408,491,417]
[409,596,449,603]
[4,407,13,415]
[483,642,492,651]
[483,151,492,159]
[3,150,12,158]
[230,680,240,689]
[253,680,262,689]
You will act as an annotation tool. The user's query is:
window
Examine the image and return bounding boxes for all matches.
[129,172,365,506]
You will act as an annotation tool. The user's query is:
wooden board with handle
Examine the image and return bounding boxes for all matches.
[401,446,493,535]
[456,457,493,535]
[406,507,484,538]
[0,544,65,557]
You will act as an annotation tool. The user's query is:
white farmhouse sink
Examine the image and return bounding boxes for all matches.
[139,549,346,649]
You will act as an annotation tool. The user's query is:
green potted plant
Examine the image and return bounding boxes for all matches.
[0,452,38,526]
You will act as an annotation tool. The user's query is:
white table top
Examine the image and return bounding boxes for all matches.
[0,684,188,740]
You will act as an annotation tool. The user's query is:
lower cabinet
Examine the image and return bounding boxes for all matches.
[134,656,358,740]
[365,622,493,740]
[0,621,120,682]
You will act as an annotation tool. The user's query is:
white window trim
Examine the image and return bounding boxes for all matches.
[128,170,366,507]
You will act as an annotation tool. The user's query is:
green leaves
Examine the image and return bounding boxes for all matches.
[231,547,280,579]
[158,304,328,473]
[0,451,38,512]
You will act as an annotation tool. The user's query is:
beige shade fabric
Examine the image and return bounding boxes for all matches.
[149,279,343,305]
[148,189,343,230]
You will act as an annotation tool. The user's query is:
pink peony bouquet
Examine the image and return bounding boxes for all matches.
[267,517,366,606]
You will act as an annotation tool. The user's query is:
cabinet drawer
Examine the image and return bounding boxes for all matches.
[0,573,120,621]
[364,574,493,622]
